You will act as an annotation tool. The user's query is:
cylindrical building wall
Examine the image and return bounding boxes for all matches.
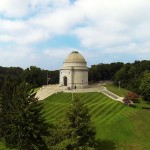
[72,70,88,89]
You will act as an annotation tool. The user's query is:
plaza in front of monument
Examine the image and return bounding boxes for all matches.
[36,51,124,103]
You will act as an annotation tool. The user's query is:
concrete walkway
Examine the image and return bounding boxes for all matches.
[36,84,124,103]
[101,87,124,103]
[36,84,59,100]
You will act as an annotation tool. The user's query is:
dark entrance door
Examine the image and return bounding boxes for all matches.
[64,76,67,86]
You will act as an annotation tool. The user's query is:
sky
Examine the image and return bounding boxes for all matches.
[0,0,150,70]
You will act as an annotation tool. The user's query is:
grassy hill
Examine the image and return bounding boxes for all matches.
[1,91,150,149]
[42,92,150,150]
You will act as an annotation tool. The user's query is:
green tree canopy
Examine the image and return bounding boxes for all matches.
[50,98,96,150]
[1,81,49,150]
[139,72,150,101]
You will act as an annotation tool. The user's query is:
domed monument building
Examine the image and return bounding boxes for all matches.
[59,51,88,89]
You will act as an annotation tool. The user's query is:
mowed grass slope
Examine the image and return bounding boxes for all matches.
[1,92,150,149]
[42,92,131,123]
[105,84,129,97]
[42,92,150,150]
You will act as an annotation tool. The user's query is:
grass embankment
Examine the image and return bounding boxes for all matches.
[33,87,40,93]
[0,142,8,150]
[42,92,150,150]
[0,141,16,150]
[1,89,150,149]
[104,84,129,97]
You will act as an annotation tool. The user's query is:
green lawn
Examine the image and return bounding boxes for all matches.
[0,141,16,150]
[41,92,150,150]
[1,92,150,150]
[132,98,150,109]
[33,87,40,93]
[105,84,129,97]
[0,141,8,150]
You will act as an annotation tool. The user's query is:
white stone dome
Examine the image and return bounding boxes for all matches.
[64,51,86,63]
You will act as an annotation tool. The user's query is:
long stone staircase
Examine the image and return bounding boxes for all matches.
[101,87,124,103]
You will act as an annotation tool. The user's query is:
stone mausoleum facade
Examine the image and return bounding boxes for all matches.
[59,51,88,89]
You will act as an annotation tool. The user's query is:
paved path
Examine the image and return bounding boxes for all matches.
[101,87,124,103]
[36,84,59,100]
[36,84,124,103]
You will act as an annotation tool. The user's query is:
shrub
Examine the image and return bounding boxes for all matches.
[142,107,150,110]
[132,99,140,103]
[127,92,139,101]
[129,104,136,108]
[123,92,139,105]
[123,97,132,105]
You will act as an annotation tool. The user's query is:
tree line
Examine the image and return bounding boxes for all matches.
[88,60,150,101]
[112,60,150,100]
[0,66,59,91]
[88,62,124,82]
[0,60,149,100]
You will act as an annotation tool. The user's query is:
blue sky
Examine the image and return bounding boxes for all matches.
[0,0,150,70]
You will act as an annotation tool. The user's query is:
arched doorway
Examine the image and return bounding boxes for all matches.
[64,76,67,86]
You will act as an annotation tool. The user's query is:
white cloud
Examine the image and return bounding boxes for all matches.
[0,19,51,44]
[132,22,150,40]
[0,34,13,42]
[0,0,70,17]
[0,0,29,17]
[28,3,85,35]
[102,42,150,60]
[0,0,150,68]
[0,1,84,45]
[72,0,150,51]
[0,46,34,67]
[74,23,131,48]
[0,19,26,33]
[43,48,77,60]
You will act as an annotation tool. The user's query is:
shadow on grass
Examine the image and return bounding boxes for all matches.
[95,139,116,150]
[146,101,150,105]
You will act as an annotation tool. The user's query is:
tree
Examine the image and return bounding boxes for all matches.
[50,98,96,150]
[0,79,18,145]
[123,92,139,105]
[23,66,59,87]
[23,66,44,87]
[139,72,150,101]
[113,60,150,94]
[127,92,139,101]
[0,66,23,91]
[1,81,49,150]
